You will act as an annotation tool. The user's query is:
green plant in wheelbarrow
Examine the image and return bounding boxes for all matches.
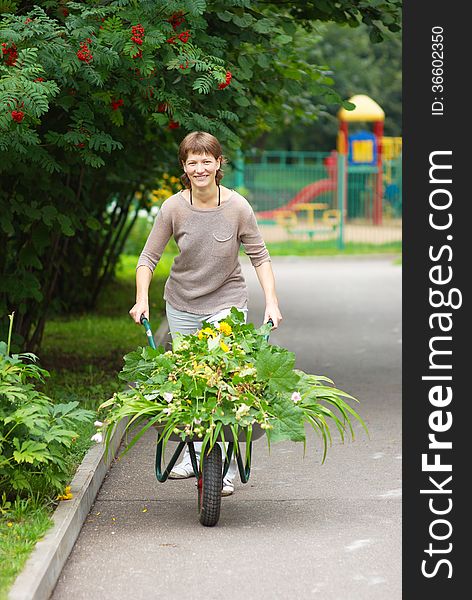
[0,314,94,499]
[98,308,367,526]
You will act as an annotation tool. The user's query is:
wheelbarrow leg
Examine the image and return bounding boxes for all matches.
[187,441,200,478]
[155,437,186,482]
[235,441,253,483]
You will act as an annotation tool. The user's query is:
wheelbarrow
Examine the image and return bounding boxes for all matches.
[140,314,272,527]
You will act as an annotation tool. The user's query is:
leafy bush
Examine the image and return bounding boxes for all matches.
[99,308,367,462]
[0,318,94,499]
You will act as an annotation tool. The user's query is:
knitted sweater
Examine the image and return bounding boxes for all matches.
[137,190,271,314]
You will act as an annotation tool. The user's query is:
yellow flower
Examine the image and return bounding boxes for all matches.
[57,485,73,501]
[218,322,232,335]
[7,522,13,527]
[220,341,230,352]
[197,330,204,340]
[201,327,217,338]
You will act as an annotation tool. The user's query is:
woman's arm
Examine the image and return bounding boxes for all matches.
[129,265,153,324]
[254,261,283,328]
[129,203,173,324]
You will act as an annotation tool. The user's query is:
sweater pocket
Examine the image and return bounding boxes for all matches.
[212,231,234,257]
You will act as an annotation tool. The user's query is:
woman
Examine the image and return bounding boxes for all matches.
[129,131,282,496]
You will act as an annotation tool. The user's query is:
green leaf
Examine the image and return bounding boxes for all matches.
[86,216,101,230]
[256,347,300,393]
[269,395,306,443]
[57,214,74,236]
[235,96,250,107]
[152,113,168,126]
[41,205,57,226]
[217,11,233,22]
[275,35,292,45]
[342,100,356,111]
[12,439,49,464]
[232,14,254,28]
[253,19,274,34]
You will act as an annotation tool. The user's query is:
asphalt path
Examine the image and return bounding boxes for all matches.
[51,256,402,600]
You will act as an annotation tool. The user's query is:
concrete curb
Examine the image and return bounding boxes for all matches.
[8,319,170,600]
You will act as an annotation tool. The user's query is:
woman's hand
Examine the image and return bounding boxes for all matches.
[129,300,149,325]
[264,301,283,329]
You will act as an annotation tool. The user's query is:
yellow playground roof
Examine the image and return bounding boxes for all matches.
[338,94,385,122]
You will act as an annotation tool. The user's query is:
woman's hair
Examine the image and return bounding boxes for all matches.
[179,131,227,188]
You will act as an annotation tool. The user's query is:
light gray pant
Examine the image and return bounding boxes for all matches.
[166,302,248,482]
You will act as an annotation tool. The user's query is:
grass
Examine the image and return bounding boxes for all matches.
[0,497,53,600]
[40,252,171,376]
[0,251,173,598]
[265,240,402,256]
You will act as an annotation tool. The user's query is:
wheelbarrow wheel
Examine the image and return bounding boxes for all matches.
[198,443,222,527]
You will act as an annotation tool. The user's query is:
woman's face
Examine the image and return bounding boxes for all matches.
[183,152,221,188]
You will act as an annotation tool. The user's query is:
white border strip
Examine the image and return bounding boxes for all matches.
[8,319,169,600]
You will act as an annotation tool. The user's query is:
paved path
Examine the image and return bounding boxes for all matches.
[52,256,402,600]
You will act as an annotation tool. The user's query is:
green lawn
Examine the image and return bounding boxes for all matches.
[266,240,402,256]
[0,497,53,600]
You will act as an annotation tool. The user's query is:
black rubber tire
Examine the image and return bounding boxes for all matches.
[198,443,222,527]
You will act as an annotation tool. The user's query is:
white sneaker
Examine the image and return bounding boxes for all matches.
[221,478,234,496]
[169,462,195,479]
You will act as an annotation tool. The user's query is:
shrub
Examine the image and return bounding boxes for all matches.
[0,316,94,499]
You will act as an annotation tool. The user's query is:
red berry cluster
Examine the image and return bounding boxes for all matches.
[24,18,33,24]
[218,71,232,90]
[179,60,189,70]
[168,12,185,31]
[168,120,179,129]
[167,30,191,45]
[2,42,18,66]
[34,77,44,82]
[77,39,93,63]
[131,24,145,45]
[11,110,25,123]
[111,98,124,110]
[61,8,69,17]
[178,31,190,43]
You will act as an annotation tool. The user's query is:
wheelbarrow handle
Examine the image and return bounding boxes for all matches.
[264,317,274,342]
[140,313,157,349]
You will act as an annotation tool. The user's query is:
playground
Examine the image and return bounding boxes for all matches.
[224,95,402,247]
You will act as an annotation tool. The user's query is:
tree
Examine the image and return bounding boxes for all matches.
[262,22,402,151]
[0,1,402,351]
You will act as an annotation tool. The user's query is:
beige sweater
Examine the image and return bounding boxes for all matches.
[137,190,271,314]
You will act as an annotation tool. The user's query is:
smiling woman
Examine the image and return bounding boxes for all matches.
[179,132,225,198]
[128,131,283,494]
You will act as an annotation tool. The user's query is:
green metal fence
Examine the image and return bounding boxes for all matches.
[224,151,336,214]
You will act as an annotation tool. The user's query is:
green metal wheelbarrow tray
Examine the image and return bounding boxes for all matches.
[140,315,271,527]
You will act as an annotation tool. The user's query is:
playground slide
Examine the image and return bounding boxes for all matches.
[256,178,337,220]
